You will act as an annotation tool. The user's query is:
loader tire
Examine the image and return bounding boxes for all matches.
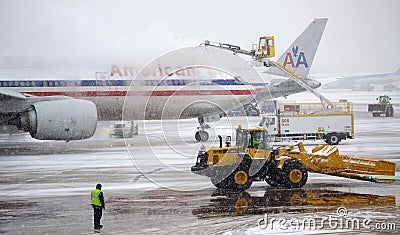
[211,177,231,189]
[386,107,394,117]
[282,160,308,188]
[265,175,282,187]
[264,164,284,187]
[229,166,252,191]
[133,125,139,135]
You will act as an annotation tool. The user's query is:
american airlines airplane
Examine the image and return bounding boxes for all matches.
[0,18,327,141]
[322,67,400,91]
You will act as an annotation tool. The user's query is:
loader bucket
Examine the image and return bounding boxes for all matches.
[308,145,347,173]
[306,144,396,181]
[338,155,396,177]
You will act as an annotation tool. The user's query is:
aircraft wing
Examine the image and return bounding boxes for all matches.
[0,88,98,141]
[0,88,28,100]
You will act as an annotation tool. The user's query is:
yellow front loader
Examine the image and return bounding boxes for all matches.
[191,125,396,190]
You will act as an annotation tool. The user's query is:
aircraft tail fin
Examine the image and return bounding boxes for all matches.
[394,67,400,76]
[266,18,328,79]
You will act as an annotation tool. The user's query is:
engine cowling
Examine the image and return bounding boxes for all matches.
[22,99,97,141]
[304,79,321,89]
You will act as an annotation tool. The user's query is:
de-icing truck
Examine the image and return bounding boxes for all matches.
[259,101,354,145]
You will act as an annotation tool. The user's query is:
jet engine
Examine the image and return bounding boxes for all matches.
[304,79,321,89]
[20,99,97,141]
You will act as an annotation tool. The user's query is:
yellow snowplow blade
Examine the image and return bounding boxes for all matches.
[337,155,395,176]
[284,143,396,183]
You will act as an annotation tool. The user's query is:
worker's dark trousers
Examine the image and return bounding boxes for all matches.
[93,206,103,229]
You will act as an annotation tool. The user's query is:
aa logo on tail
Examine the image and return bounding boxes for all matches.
[283,46,309,68]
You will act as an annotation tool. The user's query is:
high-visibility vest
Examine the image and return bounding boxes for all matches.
[91,189,102,206]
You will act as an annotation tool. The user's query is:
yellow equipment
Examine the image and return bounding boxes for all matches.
[191,125,396,190]
[253,36,275,58]
[368,94,394,117]
[203,36,334,108]
[204,36,275,58]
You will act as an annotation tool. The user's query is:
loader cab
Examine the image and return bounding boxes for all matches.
[254,36,275,58]
[378,95,391,104]
[236,126,270,150]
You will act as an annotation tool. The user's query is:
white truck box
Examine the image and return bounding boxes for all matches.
[260,101,354,145]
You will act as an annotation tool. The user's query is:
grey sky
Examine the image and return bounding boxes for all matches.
[0,0,399,75]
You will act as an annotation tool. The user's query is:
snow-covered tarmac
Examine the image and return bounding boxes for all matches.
[0,89,399,234]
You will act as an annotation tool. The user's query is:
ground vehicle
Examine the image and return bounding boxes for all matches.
[191,126,395,191]
[109,121,138,138]
[368,95,394,117]
[260,101,354,145]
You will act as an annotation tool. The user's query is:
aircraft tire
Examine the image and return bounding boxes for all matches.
[195,131,209,142]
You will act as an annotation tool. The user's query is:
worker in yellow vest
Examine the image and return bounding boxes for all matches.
[90,183,105,230]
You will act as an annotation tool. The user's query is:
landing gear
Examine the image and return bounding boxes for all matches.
[195,131,209,142]
[195,116,210,141]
